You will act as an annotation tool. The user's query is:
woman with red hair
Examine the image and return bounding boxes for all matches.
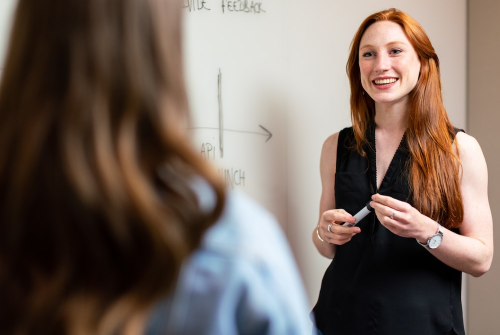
[311,8,493,335]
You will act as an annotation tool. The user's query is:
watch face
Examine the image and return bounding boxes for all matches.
[428,234,443,249]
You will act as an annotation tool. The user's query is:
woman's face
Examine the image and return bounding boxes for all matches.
[359,21,421,108]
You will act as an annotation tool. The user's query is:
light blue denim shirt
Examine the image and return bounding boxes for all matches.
[146,184,314,334]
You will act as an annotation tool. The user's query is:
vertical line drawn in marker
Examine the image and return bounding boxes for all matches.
[218,68,223,158]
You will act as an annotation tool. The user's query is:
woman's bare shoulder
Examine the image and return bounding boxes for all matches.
[322,132,340,156]
[454,131,488,192]
[455,131,485,163]
[319,132,340,178]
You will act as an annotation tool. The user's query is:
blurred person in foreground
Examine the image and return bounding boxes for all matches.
[0,0,313,334]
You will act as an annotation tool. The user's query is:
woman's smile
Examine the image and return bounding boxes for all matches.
[373,77,399,89]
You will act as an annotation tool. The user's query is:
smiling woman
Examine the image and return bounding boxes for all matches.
[311,8,493,335]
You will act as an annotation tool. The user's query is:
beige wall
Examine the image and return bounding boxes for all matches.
[468,0,500,333]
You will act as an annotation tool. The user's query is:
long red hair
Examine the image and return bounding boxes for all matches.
[346,8,463,228]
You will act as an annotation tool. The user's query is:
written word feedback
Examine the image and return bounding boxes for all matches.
[183,0,266,14]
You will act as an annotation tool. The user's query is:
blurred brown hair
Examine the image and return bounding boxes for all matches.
[0,0,225,333]
[346,8,463,228]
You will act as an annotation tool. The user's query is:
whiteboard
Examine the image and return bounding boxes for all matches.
[0,0,467,308]
[183,0,289,227]
[183,0,467,306]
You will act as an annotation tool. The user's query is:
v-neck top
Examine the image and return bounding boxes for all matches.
[312,126,464,335]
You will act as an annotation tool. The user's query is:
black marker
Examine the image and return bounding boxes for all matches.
[342,201,374,227]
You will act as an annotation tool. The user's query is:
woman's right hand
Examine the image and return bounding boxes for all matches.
[317,209,361,245]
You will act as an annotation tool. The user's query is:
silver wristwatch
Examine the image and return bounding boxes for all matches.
[416,223,443,249]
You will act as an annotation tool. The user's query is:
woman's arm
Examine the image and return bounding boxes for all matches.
[371,132,493,276]
[312,133,359,259]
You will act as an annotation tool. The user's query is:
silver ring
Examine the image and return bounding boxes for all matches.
[390,210,395,220]
[327,223,333,233]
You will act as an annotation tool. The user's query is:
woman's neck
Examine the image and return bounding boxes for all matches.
[374,100,408,133]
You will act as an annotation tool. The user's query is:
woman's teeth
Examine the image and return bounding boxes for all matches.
[374,78,397,85]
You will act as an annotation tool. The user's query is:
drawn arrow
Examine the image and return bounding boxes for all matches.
[190,125,273,143]
[258,125,273,142]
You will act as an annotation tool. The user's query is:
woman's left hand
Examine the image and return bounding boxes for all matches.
[370,193,436,241]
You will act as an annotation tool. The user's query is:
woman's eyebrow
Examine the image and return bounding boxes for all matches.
[359,41,408,50]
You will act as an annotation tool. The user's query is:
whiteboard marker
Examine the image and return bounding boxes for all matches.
[342,201,374,227]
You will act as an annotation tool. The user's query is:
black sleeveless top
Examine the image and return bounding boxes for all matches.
[312,126,464,335]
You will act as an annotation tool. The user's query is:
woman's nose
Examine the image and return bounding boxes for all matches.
[374,53,391,72]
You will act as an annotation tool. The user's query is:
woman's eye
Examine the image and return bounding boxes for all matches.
[362,52,373,57]
[391,49,402,54]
